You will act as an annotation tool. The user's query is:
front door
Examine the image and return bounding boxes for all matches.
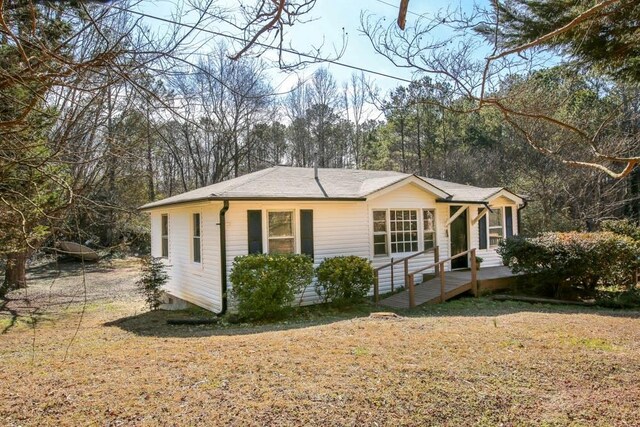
[450,206,468,269]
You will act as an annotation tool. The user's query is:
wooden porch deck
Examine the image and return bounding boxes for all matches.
[378,266,519,309]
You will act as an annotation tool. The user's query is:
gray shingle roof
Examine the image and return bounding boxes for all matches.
[421,177,503,203]
[139,166,521,210]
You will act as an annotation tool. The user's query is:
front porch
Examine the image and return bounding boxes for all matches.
[378,266,520,309]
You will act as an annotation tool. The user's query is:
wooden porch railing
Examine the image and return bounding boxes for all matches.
[405,248,477,308]
[373,247,437,303]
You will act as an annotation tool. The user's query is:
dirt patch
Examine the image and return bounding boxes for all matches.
[1,262,639,426]
[2,257,141,317]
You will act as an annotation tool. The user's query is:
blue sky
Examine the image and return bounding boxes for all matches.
[133,0,480,96]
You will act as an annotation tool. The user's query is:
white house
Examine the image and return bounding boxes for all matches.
[139,166,525,313]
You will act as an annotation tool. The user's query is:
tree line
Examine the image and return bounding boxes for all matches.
[1,0,638,293]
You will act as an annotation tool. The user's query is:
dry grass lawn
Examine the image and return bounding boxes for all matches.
[1,259,639,426]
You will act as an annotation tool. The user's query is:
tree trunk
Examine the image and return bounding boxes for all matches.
[3,252,28,296]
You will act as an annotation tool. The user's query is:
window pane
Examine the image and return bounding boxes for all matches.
[269,211,293,237]
[424,232,434,250]
[269,238,294,254]
[373,211,386,221]
[489,227,503,247]
[374,243,387,256]
[193,238,201,263]
[161,215,168,235]
[489,209,502,227]
[389,209,418,254]
[424,210,434,232]
[162,238,168,258]
[193,213,200,237]
[374,222,386,232]
[374,234,386,244]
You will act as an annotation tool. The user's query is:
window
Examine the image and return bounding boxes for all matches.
[161,214,168,258]
[390,210,418,253]
[192,213,201,263]
[373,211,388,256]
[488,208,503,248]
[423,209,436,250]
[268,211,294,254]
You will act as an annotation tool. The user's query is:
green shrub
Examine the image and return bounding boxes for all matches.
[498,232,640,297]
[136,256,169,310]
[601,219,640,241]
[229,254,314,320]
[596,286,640,309]
[315,256,374,304]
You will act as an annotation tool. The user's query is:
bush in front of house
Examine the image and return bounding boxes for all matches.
[315,256,375,304]
[498,232,640,297]
[229,254,314,320]
[600,219,640,241]
[136,256,169,310]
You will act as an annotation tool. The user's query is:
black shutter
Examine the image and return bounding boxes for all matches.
[479,213,487,250]
[247,210,263,254]
[505,207,513,238]
[300,210,314,259]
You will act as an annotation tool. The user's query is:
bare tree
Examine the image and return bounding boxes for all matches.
[360,1,639,178]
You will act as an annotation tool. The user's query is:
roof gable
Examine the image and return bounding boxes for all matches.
[364,175,450,200]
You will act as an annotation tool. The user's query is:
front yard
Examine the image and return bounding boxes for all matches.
[1,259,639,426]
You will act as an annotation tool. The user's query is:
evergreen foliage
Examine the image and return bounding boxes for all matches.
[229,254,314,320]
[498,232,640,297]
[488,0,640,82]
[315,256,375,304]
[136,256,169,311]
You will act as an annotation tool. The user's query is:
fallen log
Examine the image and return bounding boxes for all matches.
[491,294,596,306]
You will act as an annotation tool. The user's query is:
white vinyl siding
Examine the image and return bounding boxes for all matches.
[146,181,521,312]
[149,203,223,312]
[368,183,445,294]
[225,201,370,306]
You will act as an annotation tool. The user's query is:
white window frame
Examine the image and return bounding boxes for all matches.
[423,209,436,250]
[267,210,296,254]
[161,213,169,258]
[372,210,388,256]
[389,209,419,254]
[371,208,438,257]
[488,207,505,249]
[192,212,202,264]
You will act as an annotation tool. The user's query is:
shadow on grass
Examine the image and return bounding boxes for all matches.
[397,295,640,320]
[104,295,640,338]
[104,303,379,338]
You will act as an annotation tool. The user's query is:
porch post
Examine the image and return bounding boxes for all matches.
[408,274,415,308]
[471,248,478,297]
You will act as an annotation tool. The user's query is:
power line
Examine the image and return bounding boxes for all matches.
[373,0,426,19]
[111,5,414,84]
